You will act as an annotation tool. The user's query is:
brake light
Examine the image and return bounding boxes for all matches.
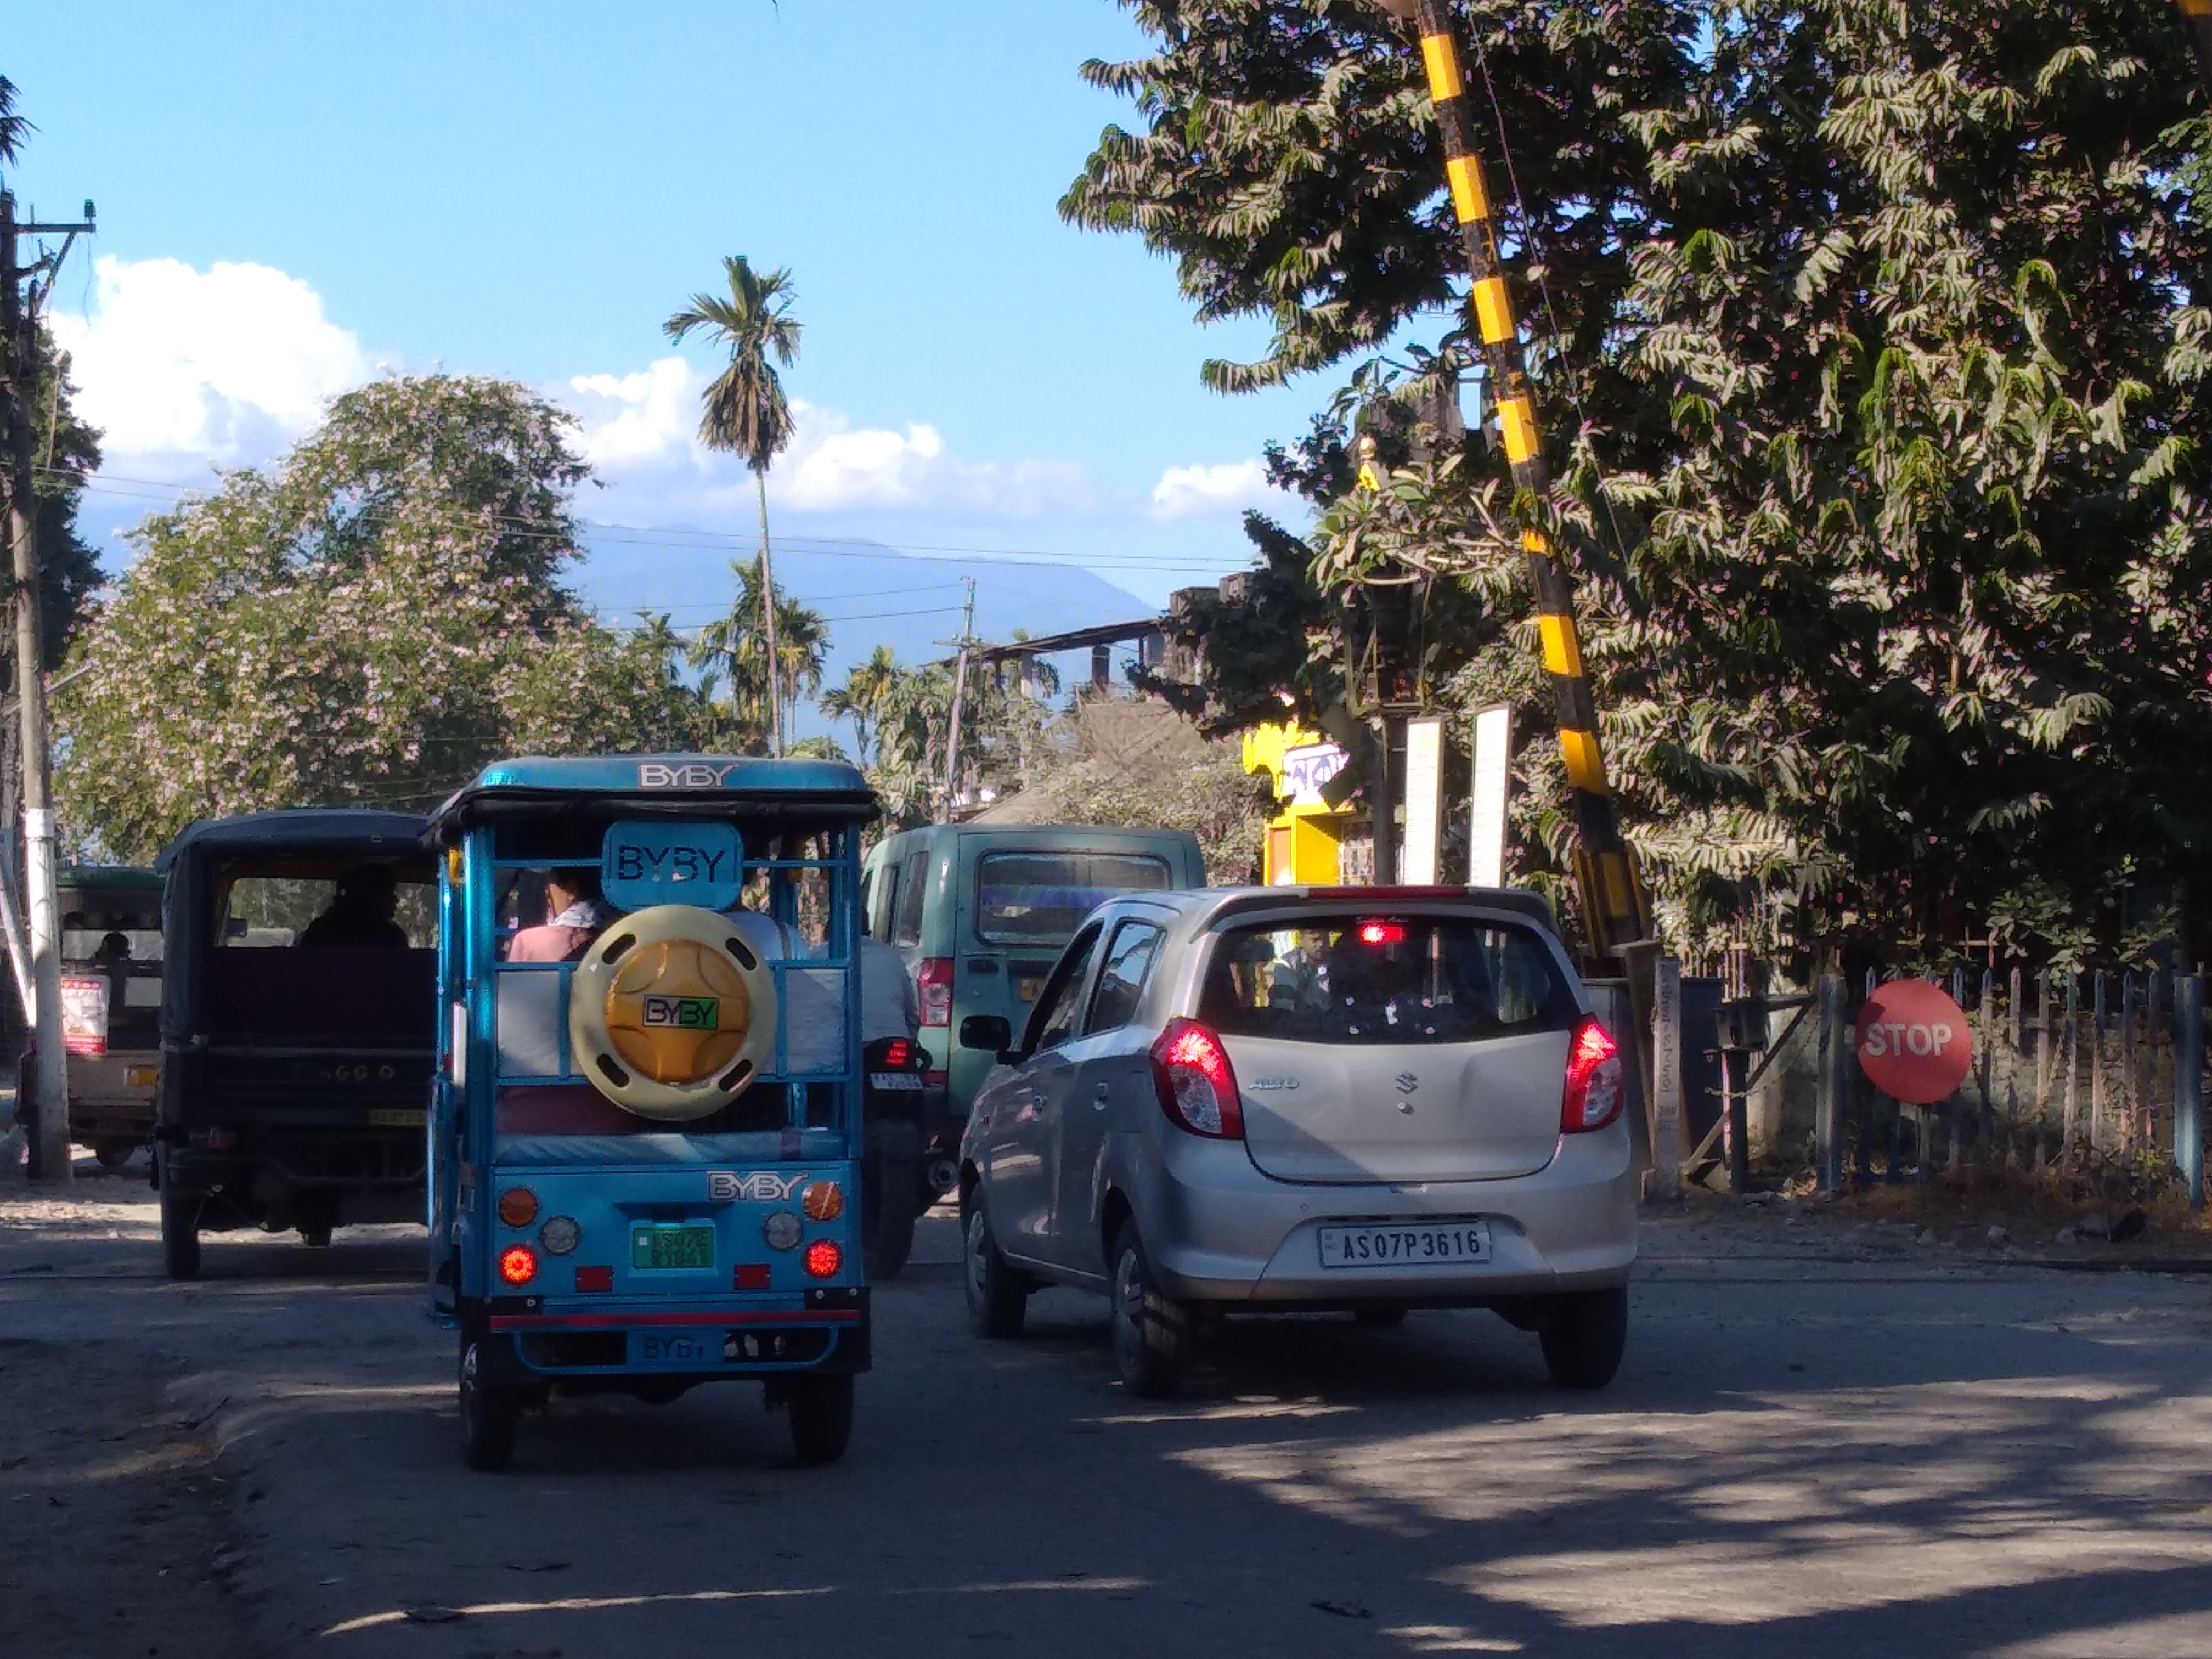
[803,1238,843,1278]
[880,1037,912,1069]
[1150,1018,1243,1138]
[916,957,952,1027]
[1356,920,1404,946]
[574,1263,613,1293]
[1561,1016,1624,1133]
[499,1245,538,1285]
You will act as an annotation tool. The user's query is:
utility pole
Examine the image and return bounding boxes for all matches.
[939,577,977,821]
[1,188,94,1184]
[2179,0,2212,99]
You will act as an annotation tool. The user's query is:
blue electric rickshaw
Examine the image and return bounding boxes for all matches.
[425,755,877,1470]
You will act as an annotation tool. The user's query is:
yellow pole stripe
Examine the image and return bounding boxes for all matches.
[1559,729,1607,793]
[1444,154,1490,225]
[1472,276,1514,345]
[1538,613,1583,677]
[2182,0,2211,18]
[1521,527,1550,555]
[1420,33,1465,100]
[1497,395,1539,465]
[1356,461,1382,490]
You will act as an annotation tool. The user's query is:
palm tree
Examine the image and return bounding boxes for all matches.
[691,555,828,754]
[665,255,803,755]
[820,645,900,768]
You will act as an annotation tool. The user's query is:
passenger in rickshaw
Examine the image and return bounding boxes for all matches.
[506,867,613,962]
[302,863,409,948]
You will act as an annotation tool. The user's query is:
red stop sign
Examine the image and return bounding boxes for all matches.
[1856,980,1972,1104]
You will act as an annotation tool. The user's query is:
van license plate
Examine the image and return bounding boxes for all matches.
[632,1226,715,1270]
[1015,976,1044,1003]
[1317,1221,1490,1269]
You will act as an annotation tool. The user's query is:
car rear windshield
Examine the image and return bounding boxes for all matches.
[972,851,1170,945]
[1198,914,1576,1045]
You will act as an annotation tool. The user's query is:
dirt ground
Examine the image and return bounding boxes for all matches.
[0,1335,259,1658]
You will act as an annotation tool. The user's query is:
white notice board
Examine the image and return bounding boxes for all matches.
[1402,716,1444,885]
[1469,704,1513,887]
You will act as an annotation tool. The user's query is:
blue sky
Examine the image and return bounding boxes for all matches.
[4,1,1335,619]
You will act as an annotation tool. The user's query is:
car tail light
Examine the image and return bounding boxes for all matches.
[803,1238,843,1279]
[1561,1016,1624,1133]
[499,1245,538,1285]
[574,1263,614,1293]
[1150,1018,1243,1138]
[916,958,952,1026]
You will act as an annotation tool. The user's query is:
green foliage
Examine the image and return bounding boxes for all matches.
[57,375,708,858]
[25,319,101,669]
[1074,0,2212,966]
[690,555,830,752]
[1013,737,1274,884]
[663,257,803,474]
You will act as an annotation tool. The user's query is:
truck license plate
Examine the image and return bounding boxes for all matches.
[1317,1221,1491,1269]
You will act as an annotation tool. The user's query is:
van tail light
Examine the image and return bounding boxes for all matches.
[916,957,953,1027]
[1150,1018,1243,1139]
[1561,1016,1624,1134]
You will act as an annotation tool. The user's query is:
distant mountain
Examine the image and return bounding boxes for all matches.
[571,529,1160,744]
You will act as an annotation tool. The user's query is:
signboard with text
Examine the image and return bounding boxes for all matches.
[1855,979,1972,1104]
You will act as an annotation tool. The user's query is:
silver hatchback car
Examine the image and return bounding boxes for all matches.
[956,887,1635,1397]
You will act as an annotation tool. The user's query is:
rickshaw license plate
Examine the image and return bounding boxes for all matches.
[369,1109,424,1128]
[631,1226,715,1269]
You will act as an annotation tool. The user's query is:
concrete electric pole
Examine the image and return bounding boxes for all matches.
[939,577,977,820]
[1,188,95,1184]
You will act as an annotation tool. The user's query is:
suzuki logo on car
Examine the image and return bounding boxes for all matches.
[708,1171,811,1203]
[1395,1073,1419,1095]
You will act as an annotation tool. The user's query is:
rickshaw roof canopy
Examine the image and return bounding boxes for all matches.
[427,754,878,840]
[155,808,432,873]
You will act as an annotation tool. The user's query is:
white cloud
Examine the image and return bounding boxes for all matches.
[561,362,1093,521]
[1149,458,1276,520]
[48,256,373,466]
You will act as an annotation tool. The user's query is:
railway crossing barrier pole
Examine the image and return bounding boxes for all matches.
[1647,956,1683,1200]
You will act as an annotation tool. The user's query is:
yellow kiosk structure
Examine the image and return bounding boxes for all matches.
[1242,723,1367,887]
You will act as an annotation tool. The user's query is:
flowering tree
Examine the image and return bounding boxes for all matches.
[57,375,708,858]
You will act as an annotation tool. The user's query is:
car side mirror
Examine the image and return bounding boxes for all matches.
[959,1014,1013,1056]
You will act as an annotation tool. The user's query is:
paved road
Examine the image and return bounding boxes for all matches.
[5,1164,2212,1658]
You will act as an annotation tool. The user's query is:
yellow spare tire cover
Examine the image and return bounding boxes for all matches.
[568,905,780,1121]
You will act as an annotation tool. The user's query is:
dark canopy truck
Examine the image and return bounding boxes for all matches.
[153,810,437,1279]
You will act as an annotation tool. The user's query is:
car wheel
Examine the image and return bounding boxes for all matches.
[300,1225,333,1250]
[459,1342,520,1472]
[963,1200,1028,1339]
[1353,1307,1407,1329]
[1109,1218,1191,1399]
[786,1374,855,1466]
[1538,1287,1627,1389]
[159,1165,202,1283]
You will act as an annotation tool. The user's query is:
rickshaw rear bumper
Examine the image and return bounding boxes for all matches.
[465,1291,872,1386]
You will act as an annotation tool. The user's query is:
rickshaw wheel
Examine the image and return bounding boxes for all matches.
[160,1186,202,1282]
[460,1343,520,1472]
[786,1374,854,1466]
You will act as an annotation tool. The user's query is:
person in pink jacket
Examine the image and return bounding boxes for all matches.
[506,868,613,963]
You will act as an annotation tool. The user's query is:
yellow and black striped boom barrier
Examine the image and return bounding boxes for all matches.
[1398,0,1651,963]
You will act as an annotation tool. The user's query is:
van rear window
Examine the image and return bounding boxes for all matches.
[973,853,1170,945]
[1197,915,1575,1045]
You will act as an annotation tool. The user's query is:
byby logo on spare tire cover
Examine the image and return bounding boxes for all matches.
[568,904,779,1120]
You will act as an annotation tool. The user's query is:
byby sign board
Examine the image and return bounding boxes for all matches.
[601,820,745,912]
[1855,979,1972,1105]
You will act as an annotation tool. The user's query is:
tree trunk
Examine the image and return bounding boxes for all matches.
[753,469,783,758]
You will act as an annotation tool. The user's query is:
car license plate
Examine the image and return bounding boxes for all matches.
[1317,1221,1491,1269]
[368,1108,424,1128]
[631,1225,715,1270]
[867,1071,923,1091]
[1015,975,1044,1003]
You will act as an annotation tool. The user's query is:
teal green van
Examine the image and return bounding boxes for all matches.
[861,825,1205,1183]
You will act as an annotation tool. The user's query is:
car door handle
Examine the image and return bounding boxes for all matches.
[1092,1084,1110,1109]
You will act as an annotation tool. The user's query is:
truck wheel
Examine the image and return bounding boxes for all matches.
[786,1374,854,1466]
[1538,1287,1627,1390]
[160,1183,202,1282]
[459,1343,520,1472]
[1109,1218,1191,1399]
[963,1200,1028,1339]
[863,1154,918,1280]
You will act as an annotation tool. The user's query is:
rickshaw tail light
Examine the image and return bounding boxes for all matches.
[497,1187,539,1228]
[803,1239,843,1279]
[499,1245,538,1285]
